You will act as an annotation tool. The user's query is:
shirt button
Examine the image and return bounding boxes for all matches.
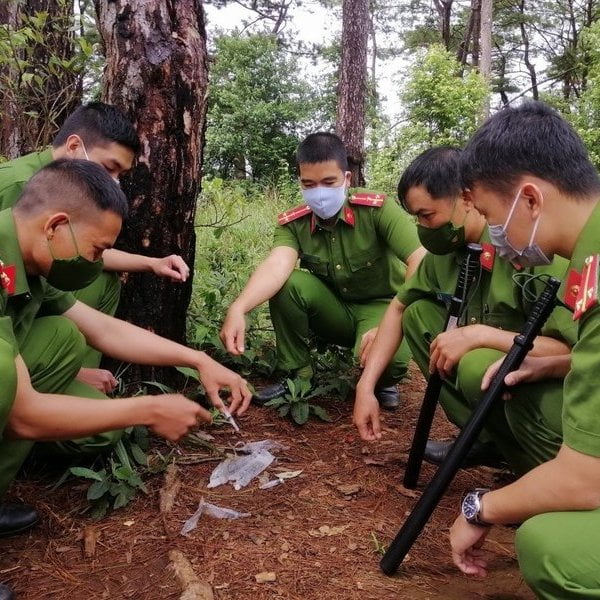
[332,236,336,242]
[470,317,477,324]
[342,287,348,292]
[366,261,372,267]
[24,293,31,301]
[336,264,342,270]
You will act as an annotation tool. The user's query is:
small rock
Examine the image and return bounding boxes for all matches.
[255,571,277,583]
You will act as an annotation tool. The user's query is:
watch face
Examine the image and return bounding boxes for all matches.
[462,493,478,520]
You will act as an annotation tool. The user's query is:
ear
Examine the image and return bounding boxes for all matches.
[344,171,352,187]
[64,134,84,157]
[520,182,544,219]
[43,213,70,239]
[460,189,475,211]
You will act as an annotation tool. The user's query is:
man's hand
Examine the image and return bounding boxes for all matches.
[151,255,190,282]
[449,514,490,577]
[481,354,571,400]
[429,326,483,378]
[353,384,382,441]
[146,394,211,441]
[197,354,252,415]
[359,327,378,367]
[220,307,246,355]
[76,367,118,394]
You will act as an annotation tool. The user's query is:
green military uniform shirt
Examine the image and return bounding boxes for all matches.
[0,148,53,210]
[396,227,576,345]
[0,208,76,354]
[273,193,421,302]
[559,201,600,456]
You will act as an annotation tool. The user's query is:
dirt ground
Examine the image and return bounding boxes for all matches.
[0,365,535,600]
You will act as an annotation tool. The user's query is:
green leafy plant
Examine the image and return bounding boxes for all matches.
[65,427,152,519]
[370,532,388,556]
[265,377,332,425]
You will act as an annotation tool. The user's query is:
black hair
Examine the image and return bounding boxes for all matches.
[15,159,129,220]
[296,132,348,171]
[52,101,140,154]
[460,101,600,200]
[397,146,463,211]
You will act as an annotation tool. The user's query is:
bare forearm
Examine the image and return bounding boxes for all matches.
[8,392,157,441]
[358,299,405,389]
[102,248,155,272]
[482,445,600,524]
[230,247,297,314]
[471,325,570,356]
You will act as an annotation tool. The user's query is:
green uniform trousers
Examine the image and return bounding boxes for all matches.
[269,270,411,386]
[73,271,121,368]
[0,316,123,497]
[0,341,17,441]
[516,509,600,599]
[402,299,564,475]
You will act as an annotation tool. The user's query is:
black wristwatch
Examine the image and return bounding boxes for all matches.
[461,488,492,527]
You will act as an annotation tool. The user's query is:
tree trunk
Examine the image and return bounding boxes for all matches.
[0,0,79,158]
[336,0,368,187]
[518,0,538,100]
[95,0,209,384]
[479,0,492,117]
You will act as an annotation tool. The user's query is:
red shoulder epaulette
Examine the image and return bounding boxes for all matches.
[349,192,386,208]
[0,261,15,296]
[278,204,312,226]
[479,243,495,272]
[568,254,599,320]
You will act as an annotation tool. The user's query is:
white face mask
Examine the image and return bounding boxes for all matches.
[487,187,552,267]
[80,139,120,186]
[301,183,346,219]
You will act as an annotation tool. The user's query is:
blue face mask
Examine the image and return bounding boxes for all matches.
[488,188,552,267]
[301,184,346,219]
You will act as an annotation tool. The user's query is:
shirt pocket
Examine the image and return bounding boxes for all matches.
[299,253,329,277]
[347,249,382,273]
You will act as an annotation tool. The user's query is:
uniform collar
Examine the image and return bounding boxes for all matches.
[310,201,355,233]
[0,209,31,297]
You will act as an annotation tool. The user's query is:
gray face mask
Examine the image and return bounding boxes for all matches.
[487,188,552,267]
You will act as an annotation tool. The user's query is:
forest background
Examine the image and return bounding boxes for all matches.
[1,0,599,514]
[1,0,600,401]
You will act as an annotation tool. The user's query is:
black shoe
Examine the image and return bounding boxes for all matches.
[0,503,39,538]
[252,379,289,405]
[0,584,13,600]
[423,440,507,469]
[375,385,400,411]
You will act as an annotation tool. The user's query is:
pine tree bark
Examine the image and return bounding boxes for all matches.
[95,0,209,384]
[336,0,368,187]
[479,0,492,117]
[0,0,79,157]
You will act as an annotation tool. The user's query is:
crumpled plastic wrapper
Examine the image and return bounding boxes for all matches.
[207,439,287,491]
[180,498,250,536]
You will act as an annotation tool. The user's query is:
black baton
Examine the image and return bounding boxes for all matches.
[403,243,483,489]
[381,276,561,575]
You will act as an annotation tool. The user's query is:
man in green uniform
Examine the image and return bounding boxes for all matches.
[220,132,425,408]
[354,147,573,474]
[447,101,600,599]
[0,102,190,394]
[0,159,251,547]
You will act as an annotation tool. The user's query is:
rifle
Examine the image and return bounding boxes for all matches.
[381,276,561,575]
[403,243,483,489]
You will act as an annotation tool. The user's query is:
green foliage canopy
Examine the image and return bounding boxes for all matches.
[204,34,316,181]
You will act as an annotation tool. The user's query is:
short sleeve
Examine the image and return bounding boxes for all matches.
[0,180,26,211]
[396,253,439,306]
[273,223,300,251]
[0,315,18,358]
[374,199,421,262]
[38,283,76,317]
[563,307,600,456]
